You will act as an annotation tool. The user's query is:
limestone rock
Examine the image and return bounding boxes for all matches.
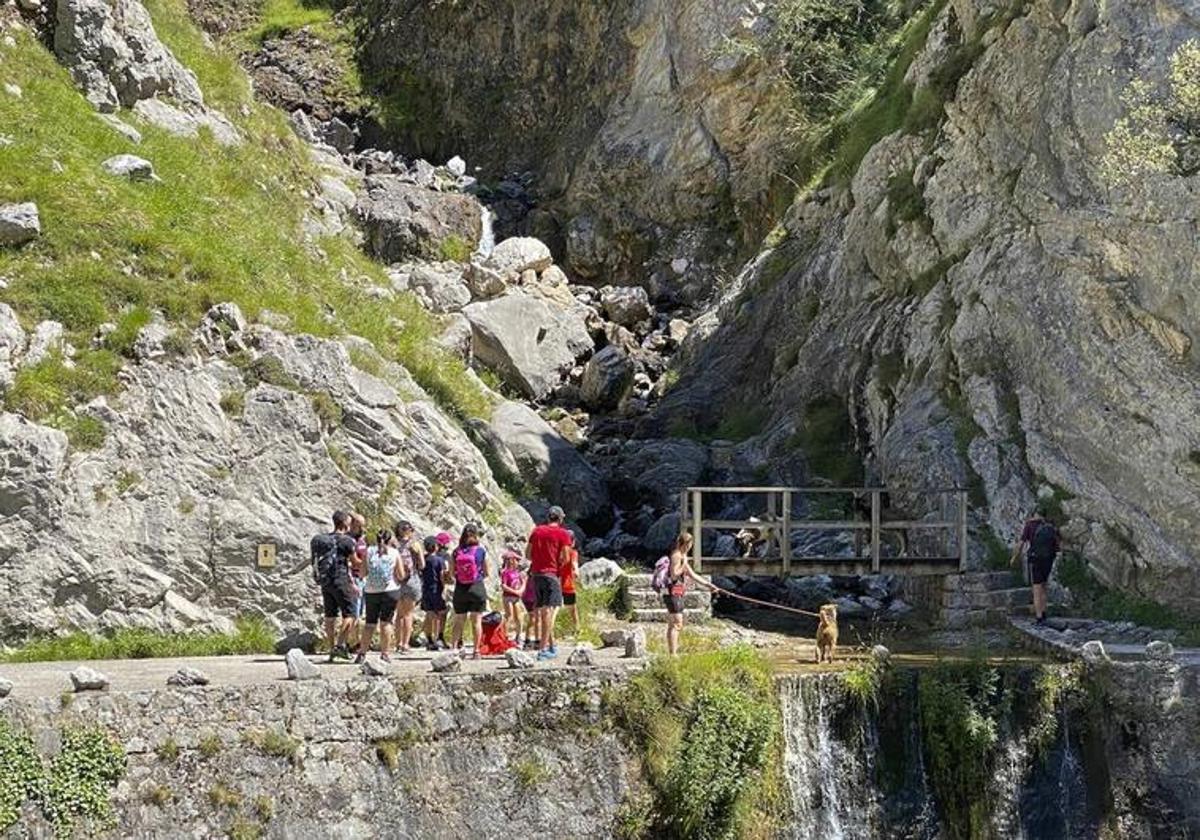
[463,292,593,399]
[1145,640,1175,661]
[580,346,634,410]
[567,643,596,667]
[102,154,157,181]
[285,648,321,680]
[396,262,471,313]
[70,666,110,691]
[357,175,482,263]
[431,652,462,673]
[623,627,646,659]
[607,438,708,511]
[504,648,536,669]
[166,667,209,687]
[1081,641,1109,663]
[132,98,240,147]
[0,203,40,247]
[487,400,610,529]
[485,237,553,281]
[274,629,318,655]
[23,321,66,367]
[600,286,652,327]
[577,558,623,588]
[54,0,204,111]
[600,629,631,648]
[97,112,142,144]
[446,155,467,177]
[0,677,11,698]
[361,657,392,677]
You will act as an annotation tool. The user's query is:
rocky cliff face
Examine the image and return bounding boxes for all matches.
[664,0,1200,612]
[353,0,791,296]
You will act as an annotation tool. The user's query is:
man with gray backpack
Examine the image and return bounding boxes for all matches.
[311,510,359,661]
[1011,503,1061,625]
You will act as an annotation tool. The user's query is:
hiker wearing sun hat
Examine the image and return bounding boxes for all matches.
[420,532,452,650]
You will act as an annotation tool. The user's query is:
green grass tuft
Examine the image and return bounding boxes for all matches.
[0,616,275,663]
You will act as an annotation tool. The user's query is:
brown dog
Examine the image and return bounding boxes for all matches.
[815,603,838,663]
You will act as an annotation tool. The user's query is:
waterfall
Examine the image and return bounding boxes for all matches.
[780,674,879,839]
[474,207,496,258]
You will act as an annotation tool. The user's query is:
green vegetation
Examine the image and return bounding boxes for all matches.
[555,582,621,645]
[249,0,335,42]
[253,795,275,822]
[373,730,421,771]
[612,646,782,840]
[327,442,355,478]
[0,616,274,662]
[981,527,1011,570]
[1101,40,1200,185]
[219,390,246,417]
[0,13,489,425]
[208,782,242,809]
[143,784,173,806]
[1057,553,1200,645]
[842,656,886,708]
[154,739,180,762]
[884,167,928,235]
[789,395,863,485]
[245,730,301,765]
[512,757,551,790]
[198,734,223,759]
[228,817,264,840]
[114,469,141,494]
[875,351,905,394]
[1036,483,1075,524]
[309,390,343,430]
[0,719,43,831]
[55,412,108,451]
[437,234,473,263]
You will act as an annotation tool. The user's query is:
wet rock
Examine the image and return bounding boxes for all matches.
[580,345,634,410]
[102,154,157,181]
[464,294,593,399]
[624,627,646,658]
[358,175,482,263]
[600,286,652,327]
[0,202,41,247]
[70,666,110,691]
[1080,640,1109,663]
[834,596,868,619]
[285,648,321,680]
[568,643,596,667]
[858,596,884,612]
[577,558,623,588]
[505,648,536,669]
[1145,640,1175,661]
[609,439,709,511]
[166,667,209,687]
[432,652,462,673]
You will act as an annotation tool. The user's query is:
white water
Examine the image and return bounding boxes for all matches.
[474,206,496,258]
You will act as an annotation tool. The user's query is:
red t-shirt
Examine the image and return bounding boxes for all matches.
[559,548,578,594]
[528,524,572,576]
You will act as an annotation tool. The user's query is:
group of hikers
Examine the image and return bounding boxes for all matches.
[309,506,588,663]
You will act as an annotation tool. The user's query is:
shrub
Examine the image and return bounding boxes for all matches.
[219,390,245,417]
[55,413,107,451]
[512,757,550,789]
[143,784,173,806]
[154,739,180,762]
[309,390,342,430]
[198,735,222,760]
[437,234,473,263]
[40,726,127,837]
[208,782,241,809]
[789,395,863,485]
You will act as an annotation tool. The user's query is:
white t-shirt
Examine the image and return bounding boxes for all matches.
[363,546,402,593]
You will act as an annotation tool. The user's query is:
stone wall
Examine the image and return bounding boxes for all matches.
[2,669,641,839]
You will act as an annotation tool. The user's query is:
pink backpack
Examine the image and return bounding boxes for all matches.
[455,546,481,585]
[651,555,672,593]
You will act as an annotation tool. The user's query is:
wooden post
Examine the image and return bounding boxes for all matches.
[958,489,969,571]
[870,489,881,574]
[679,489,689,530]
[766,490,778,560]
[691,488,703,574]
[781,489,792,576]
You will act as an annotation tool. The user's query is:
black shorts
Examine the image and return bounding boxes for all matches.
[663,594,685,615]
[1029,555,1055,586]
[363,591,400,624]
[321,578,357,618]
[563,592,576,606]
[421,590,447,613]
[452,581,488,614]
[534,574,563,608]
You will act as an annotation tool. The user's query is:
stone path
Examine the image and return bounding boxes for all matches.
[0,644,638,701]
[1008,617,1200,666]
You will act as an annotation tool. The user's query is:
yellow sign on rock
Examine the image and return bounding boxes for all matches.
[256,543,277,568]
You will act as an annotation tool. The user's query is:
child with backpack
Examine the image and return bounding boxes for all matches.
[421,534,449,651]
[499,550,527,643]
[450,523,489,659]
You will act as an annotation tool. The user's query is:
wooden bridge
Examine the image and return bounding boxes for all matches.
[681,486,969,577]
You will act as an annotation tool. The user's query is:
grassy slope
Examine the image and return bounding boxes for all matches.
[0,0,489,433]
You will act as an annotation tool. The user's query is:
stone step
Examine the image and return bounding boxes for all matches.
[625,589,711,610]
[943,606,1013,629]
[942,571,1022,593]
[630,608,710,623]
[624,572,713,588]
[942,587,1032,610]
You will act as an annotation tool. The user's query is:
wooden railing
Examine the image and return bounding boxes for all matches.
[680,486,969,577]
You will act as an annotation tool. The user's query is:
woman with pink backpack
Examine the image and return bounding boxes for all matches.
[653,532,714,656]
[450,523,489,659]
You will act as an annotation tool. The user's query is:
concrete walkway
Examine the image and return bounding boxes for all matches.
[0,644,637,701]
[1008,617,1200,666]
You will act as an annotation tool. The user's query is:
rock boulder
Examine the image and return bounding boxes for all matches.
[285,649,320,680]
[69,666,110,691]
[0,203,40,247]
[358,176,482,264]
[580,345,634,410]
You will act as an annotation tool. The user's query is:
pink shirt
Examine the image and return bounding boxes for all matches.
[501,567,524,595]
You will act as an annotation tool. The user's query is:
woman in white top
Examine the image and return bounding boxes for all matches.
[356,528,403,664]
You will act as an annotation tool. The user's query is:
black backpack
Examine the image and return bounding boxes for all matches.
[311,534,341,585]
[1029,520,1058,561]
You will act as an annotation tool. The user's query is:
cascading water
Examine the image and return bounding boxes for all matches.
[474,206,496,258]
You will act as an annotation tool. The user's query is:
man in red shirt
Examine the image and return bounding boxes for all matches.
[526,505,573,660]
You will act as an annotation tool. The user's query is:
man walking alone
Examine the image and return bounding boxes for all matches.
[1011,503,1061,625]
[311,510,359,661]
[526,506,573,661]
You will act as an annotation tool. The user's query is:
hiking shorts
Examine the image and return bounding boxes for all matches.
[321,578,357,618]
[452,580,488,615]
[421,589,447,613]
[663,594,686,615]
[534,573,563,609]
[363,590,400,625]
[1028,555,1055,586]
